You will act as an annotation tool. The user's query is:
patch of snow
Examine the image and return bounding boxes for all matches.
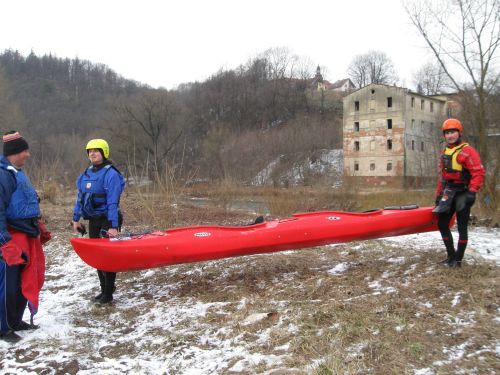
[251,149,343,186]
[442,340,471,361]
[368,280,397,295]
[451,293,462,307]
[346,342,367,359]
[383,227,500,264]
[327,262,349,275]
[387,257,406,264]
[414,368,435,375]
[242,313,271,325]
[229,353,284,372]
[444,312,476,327]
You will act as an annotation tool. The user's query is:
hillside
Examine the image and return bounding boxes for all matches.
[0,50,343,184]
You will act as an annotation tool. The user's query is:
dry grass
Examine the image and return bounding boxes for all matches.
[21,188,498,375]
[108,242,499,374]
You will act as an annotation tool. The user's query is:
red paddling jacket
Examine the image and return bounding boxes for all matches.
[436,141,485,196]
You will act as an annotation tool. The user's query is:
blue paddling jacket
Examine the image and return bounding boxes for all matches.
[72,162,125,228]
[0,155,41,244]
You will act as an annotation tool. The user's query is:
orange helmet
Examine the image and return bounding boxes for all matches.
[442,118,463,135]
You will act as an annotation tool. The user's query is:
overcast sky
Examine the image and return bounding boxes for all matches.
[1,0,433,90]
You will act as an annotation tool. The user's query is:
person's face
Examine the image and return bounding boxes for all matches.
[444,129,460,145]
[88,148,104,165]
[7,149,30,168]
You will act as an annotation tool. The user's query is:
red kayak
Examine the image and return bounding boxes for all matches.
[70,205,443,272]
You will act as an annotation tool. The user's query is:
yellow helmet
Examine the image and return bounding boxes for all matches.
[86,139,109,159]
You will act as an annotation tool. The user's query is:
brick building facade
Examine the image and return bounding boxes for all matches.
[343,84,448,187]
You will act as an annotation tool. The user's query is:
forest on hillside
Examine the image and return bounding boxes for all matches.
[0,49,343,186]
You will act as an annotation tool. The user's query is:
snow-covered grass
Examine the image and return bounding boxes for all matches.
[1,217,499,374]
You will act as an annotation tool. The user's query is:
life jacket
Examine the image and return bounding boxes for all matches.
[78,164,124,219]
[0,163,40,220]
[441,143,471,186]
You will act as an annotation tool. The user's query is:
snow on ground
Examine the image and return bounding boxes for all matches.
[379,226,500,264]
[0,226,498,374]
[252,149,343,186]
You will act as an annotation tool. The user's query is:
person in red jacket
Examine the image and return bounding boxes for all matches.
[433,119,485,268]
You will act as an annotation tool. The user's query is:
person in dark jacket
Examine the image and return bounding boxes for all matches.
[72,139,125,304]
[433,119,485,268]
[0,131,51,343]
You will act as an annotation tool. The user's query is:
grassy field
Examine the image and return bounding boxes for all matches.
[2,187,497,374]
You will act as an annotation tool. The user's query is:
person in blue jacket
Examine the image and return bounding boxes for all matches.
[72,139,125,304]
[0,131,51,343]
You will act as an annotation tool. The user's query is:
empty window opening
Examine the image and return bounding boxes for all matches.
[411,140,415,150]
[421,141,424,151]
[411,97,415,107]
[387,139,392,150]
[430,102,434,112]
[387,97,393,108]
[355,101,359,111]
[354,141,360,151]
[354,122,359,131]
[421,99,425,110]
[371,89,375,94]
[387,119,393,129]
[354,162,359,171]
[370,163,376,171]
[387,162,392,171]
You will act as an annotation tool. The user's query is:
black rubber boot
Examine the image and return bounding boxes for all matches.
[94,270,106,301]
[0,330,22,343]
[439,237,456,266]
[438,257,454,264]
[97,272,116,304]
[97,293,113,304]
[454,239,467,268]
[13,320,39,331]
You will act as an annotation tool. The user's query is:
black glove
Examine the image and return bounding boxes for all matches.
[435,195,442,206]
[465,191,476,206]
[77,223,87,236]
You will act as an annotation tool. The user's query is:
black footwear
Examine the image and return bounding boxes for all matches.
[444,259,462,268]
[0,330,22,343]
[13,321,39,331]
[94,285,115,301]
[438,257,453,264]
[96,294,113,304]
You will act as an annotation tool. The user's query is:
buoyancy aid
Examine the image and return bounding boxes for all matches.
[77,164,124,219]
[440,143,471,185]
[0,164,40,220]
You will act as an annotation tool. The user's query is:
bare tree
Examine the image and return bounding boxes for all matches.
[347,50,399,88]
[259,47,298,80]
[413,61,452,94]
[404,0,500,213]
[0,67,26,132]
[114,89,182,177]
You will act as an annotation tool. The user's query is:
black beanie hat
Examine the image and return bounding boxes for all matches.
[3,131,29,156]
